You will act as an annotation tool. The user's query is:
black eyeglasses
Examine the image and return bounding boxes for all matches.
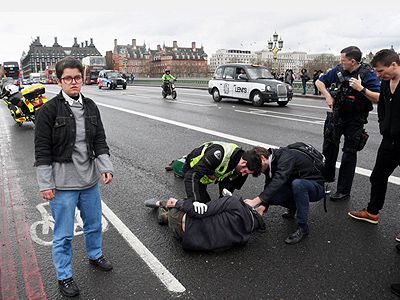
[61,75,83,84]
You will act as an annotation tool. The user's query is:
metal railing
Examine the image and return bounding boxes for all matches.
[130,78,320,95]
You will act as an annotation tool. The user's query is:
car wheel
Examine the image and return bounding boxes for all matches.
[251,91,264,107]
[278,101,288,107]
[123,84,127,90]
[212,88,222,102]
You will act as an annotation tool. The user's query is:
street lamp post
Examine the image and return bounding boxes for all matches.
[267,31,284,74]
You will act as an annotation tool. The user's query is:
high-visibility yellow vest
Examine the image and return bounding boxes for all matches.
[189,141,238,185]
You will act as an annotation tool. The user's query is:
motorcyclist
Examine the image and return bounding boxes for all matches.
[161,69,176,93]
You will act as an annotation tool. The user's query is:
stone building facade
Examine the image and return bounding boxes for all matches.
[112,39,208,78]
[20,37,101,77]
[209,49,257,73]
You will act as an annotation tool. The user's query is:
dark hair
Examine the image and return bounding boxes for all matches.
[340,46,362,63]
[55,57,84,79]
[371,49,400,67]
[242,146,269,177]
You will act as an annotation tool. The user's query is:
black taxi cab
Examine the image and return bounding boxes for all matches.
[208,63,293,107]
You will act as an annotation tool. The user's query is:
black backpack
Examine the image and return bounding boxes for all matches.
[287,142,325,173]
[287,142,329,212]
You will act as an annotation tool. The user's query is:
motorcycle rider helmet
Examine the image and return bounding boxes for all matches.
[5,84,19,96]
[165,69,170,74]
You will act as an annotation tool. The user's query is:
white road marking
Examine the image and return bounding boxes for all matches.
[30,202,109,247]
[101,202,186,293]
[235,109,324,124]
[289,102,378,115]
[94,101,400,186]
[165,100,215,107]
[246,108,325,120]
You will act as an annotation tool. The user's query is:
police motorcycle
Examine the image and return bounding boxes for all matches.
[0,83,48,125]
[161,78,177,99]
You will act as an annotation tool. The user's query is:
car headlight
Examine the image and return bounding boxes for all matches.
[266,85,272,91]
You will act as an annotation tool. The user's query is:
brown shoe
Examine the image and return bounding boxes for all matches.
[396,232,400,242]
[348,208,379,224]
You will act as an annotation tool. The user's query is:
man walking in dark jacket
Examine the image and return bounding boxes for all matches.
[244,145,325,244]
[35,57,113,297]
[349,49,400,225]
[145,195,265,251]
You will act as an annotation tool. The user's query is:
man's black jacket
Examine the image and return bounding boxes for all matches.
[183,144,246,202]
[34,91,109,166]
[378,80,400,139]
[175,196,265,251]
[260,147,325,204]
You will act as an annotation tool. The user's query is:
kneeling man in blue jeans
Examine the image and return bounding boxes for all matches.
[244,145,325,244]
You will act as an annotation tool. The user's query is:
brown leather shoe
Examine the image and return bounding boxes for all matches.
[348,208,379,224]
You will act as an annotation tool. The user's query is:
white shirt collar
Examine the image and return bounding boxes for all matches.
[62,90,82,106]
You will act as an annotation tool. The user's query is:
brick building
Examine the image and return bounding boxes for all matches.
[112,39,208,78]
[20,37,101,77]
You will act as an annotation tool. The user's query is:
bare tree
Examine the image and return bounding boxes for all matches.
[302,54,338,73]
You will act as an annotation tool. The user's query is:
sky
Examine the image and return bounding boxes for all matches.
[0,0,399,62]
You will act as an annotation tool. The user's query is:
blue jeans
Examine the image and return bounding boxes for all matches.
[268,179,324,231]
[302,80,307,94]
[50,183,103,280]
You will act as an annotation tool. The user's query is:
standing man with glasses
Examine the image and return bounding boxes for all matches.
[35,57,114,297]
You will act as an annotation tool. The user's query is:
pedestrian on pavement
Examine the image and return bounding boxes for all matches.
[348,49,400,226]
[144,195,265,251]
[315,46,380,202]
[300,68,310,95]
[167,141,259,203]
[34,57,114,298]
[313,70,322,95]
[243,144,326,244]
[284,69,294,85]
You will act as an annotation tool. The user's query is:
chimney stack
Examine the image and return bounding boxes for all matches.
[85,40,88,47]
[132,39,136,49]
[192,42,196,50]
[81,42,84,47]
[157,44,161,51]
[173,41,178,49]
[90,38,93,45]
[74,37,77,44]
[114,39,117,47]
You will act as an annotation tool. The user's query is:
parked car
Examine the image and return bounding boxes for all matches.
[98,70,127,90]
[208,63,293,107]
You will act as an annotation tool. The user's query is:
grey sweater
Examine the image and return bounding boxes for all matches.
[36,91,113,191]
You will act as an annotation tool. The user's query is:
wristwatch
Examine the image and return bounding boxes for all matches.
[360,87,367,94]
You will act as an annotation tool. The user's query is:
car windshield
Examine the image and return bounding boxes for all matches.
[107,72,120,79]
[245,66,274,80]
